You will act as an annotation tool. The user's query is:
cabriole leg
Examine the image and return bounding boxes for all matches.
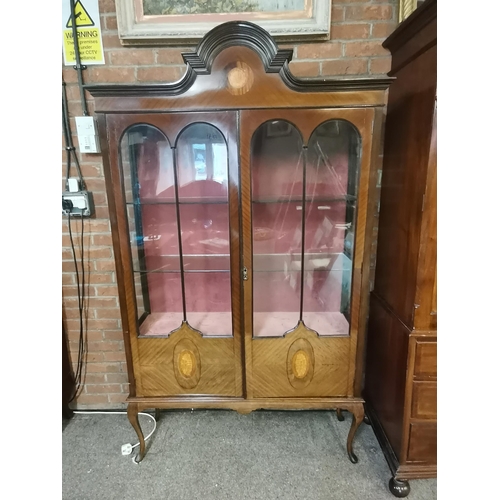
[346,403,364,464]
[127,403,146,463]
[336,408,345,421]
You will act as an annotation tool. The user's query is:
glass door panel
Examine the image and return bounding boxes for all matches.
[121,124,183,336]
[175,123,232,336]
[121,121,235,338]
[303,120,360,335]
[111,111,242,398]
[249,118,361,339]
[251,121,304,337]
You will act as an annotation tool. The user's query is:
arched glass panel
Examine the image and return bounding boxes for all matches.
[120,124,183,336]
[251,120,304,337]
[175,123,232,336]
[303,120,361,335]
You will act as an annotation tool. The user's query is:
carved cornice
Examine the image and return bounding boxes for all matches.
[182,21,293,75]
[86,21,393,98]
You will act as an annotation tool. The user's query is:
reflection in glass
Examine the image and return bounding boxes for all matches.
[176,123,228,201]
[121,125,183,336]
[121,122,233,337]
[130,204,181,273]
[122,125,175,203]
[176,123,232,336]
[251,121,304,337]
[250,119,360,338]
[303,120,360,335]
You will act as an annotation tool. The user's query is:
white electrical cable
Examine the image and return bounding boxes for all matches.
[73,411,158,454]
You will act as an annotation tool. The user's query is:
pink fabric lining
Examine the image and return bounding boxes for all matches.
[139,311,349,337]
[140,312,231,337]
[253,312,349,337]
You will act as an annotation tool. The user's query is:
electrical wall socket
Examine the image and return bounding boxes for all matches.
[62,191,94,217]
[75,116,101,153]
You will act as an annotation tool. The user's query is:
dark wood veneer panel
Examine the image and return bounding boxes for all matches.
[373,44,436,328]
[364,295,409,459]
[411,381,437,419]
[407,423,437,463]
[413,341,437,379]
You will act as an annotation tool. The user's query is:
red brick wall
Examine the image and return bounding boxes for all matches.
[62,0,397,409]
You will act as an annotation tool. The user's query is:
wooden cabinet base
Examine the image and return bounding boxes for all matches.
[128,397,365,463]
[367,404,436,496]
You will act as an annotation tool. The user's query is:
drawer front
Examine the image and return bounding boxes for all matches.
[411,381,437,419]
[414,340,437,379]
[407,423,437,463]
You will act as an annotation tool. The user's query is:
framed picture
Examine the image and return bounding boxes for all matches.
[399,0,418,22]
[116,0,332,45]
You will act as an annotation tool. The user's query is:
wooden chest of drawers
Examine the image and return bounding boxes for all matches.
[404,338,437,465]
[365,298,437,495]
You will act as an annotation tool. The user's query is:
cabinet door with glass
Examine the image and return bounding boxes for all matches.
[106,112,243,397]
[241,108,375,398]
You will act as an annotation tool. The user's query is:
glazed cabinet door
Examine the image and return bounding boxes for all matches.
[240,109,375,398]
[105,112,243,397]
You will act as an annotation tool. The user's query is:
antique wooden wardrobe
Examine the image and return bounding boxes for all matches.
[88,21,391,463]
[363,0,437,497]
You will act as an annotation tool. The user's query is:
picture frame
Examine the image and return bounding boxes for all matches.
[399,0,418,22]
[116,0,332,45]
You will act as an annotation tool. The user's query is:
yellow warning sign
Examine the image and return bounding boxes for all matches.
[63,29,103,64]
[66,0,94,28]
[62,0,104,65]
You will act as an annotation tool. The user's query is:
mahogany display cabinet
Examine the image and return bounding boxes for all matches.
[87,21,392,463]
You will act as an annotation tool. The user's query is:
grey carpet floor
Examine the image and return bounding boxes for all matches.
[62,410,437,500]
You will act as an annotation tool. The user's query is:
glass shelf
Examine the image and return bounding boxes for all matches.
[252,195,356,204]
[133,268,231,274]
[126,198,228,205]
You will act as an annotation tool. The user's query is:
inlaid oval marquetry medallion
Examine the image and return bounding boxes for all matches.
[287,339,315,389]
[226,62,254,95]
[178,350,196,378]
[173,339,201,389]
[292,350,309,379]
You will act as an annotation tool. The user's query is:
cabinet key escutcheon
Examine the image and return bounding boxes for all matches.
[242,266,248,281]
